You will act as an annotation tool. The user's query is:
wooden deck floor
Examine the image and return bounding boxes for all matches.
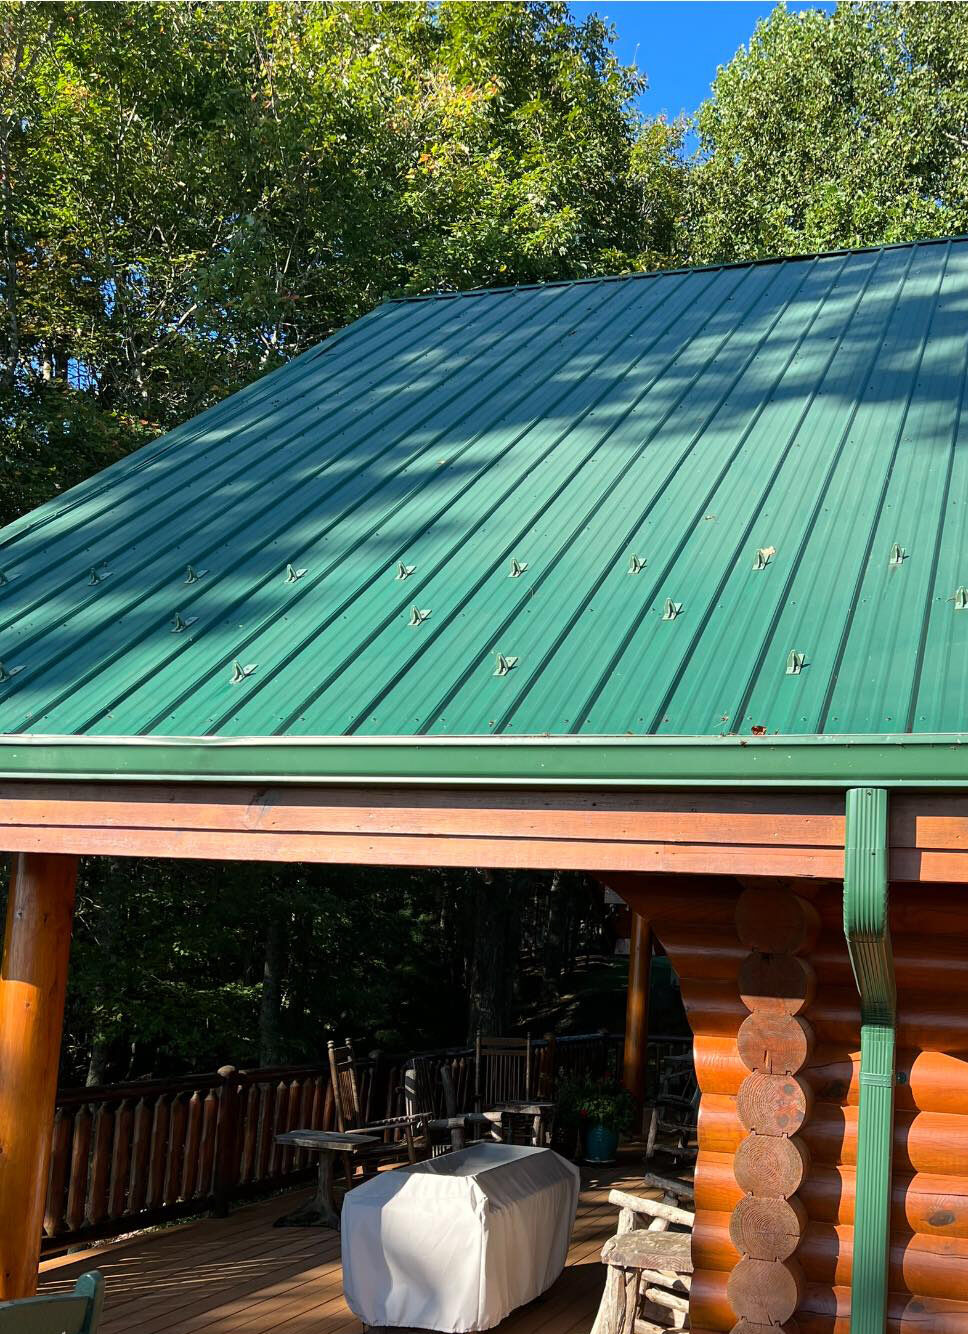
[38,1160,640,1334]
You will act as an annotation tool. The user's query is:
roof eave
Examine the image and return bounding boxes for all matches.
[0,732,966,788]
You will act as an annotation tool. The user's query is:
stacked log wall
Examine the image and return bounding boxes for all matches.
[609,875,968,1334]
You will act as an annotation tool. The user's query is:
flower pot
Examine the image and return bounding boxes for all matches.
[583,1123,619,1164]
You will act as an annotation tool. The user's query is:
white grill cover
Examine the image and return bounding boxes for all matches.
[341,1143,581,1331]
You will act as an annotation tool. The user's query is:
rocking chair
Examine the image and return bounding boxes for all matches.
[327,1039,428,1180]
[475,1033,554,1146]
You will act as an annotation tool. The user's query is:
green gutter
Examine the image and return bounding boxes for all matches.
[0,732,967,787]
[844,787,895,1334]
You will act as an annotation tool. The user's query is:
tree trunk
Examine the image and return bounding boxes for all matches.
[467,870,509,1041]
[541,870,564,1003]
[86,1034,110,1088]
[85,863,120,1086]
[258,906,287,1066]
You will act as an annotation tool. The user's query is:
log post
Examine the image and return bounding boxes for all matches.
[727,884,815,1333]
[624,912,651,1108]
[0,852,78,1298]
[213,1065,240,1217]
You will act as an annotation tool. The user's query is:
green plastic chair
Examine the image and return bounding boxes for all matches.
[0,1272,104,1333]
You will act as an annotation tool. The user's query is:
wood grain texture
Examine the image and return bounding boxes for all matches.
[737,1014,814,1075]
[696,1269,968,1334]
[701,1094,968,1176]
[732,1136,810,1199]
[624,913,651,1106]
[701,1153,968,1239]
[0,852,77,1298]
[6,787,968,882]
[696,1210,968,1298]
[0,783,847,875]
[700,1043,968,1117]
[726,1257,804,1324]
[736,1074,812,1136]
[728,1196,808,1261]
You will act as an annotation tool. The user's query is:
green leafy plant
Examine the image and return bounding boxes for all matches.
[557,1074,636,1134]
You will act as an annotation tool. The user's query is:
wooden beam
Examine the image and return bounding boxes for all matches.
[2,782,968,878]
[623,912,651,1106]
[0,782,845,877]
[0,852,77,1298]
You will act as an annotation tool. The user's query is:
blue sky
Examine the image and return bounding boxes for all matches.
[570,2,835,131]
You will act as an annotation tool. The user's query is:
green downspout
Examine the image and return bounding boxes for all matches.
[843,787,896,1334]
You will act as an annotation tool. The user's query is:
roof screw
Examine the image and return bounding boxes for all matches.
[508,558,529,578]
[171,612,198,633]
[185,565,208,584]
[752,546,775,571]
[285,563,307,583]
[786,650,806,675]
[493,653,519,677]
[889,543,906,568]
[956,587,968,610]
[395,562,416,581]
[230,660,257,684]
[662,599,682,620]
[408,605,431,627]
[0,661,23,683]
[627,554,646,575]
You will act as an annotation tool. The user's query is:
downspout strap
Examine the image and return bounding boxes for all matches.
[844,787,895,1334]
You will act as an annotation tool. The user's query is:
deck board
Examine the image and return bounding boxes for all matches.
[39,1162,641,1334]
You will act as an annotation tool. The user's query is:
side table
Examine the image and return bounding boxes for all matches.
[273,1129,379,1228]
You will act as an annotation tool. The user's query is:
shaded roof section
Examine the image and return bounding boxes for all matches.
[2,235,968,747]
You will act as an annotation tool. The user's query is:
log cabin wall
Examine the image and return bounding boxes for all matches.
[609,874,968,1334]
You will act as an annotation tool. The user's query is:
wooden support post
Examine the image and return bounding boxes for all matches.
[0,852,78,1298]
[213,1065,240,1217]
[727,884,816,1333]
[624,912,651,1108]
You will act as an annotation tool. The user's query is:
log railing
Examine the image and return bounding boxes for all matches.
[43,1063,334,1249]
[41,1030,641,1251]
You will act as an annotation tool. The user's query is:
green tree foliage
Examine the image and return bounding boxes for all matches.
[28,857,603,1086]
[0,0,683,525]
[62,858,466,1084]
[689,2,968,262]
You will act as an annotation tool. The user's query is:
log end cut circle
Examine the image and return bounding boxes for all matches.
[738,952,815,1016]
[735,889,819,955]
[737,1072,812,1136]
[733,1133,809,1198]
[728,1194,807,1261]
[737,1013,814,1076]
[726,1256,804,1326]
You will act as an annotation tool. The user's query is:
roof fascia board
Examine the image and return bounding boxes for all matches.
[0,733,966,787]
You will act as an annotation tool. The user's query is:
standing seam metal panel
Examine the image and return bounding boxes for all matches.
[3,239,968,740]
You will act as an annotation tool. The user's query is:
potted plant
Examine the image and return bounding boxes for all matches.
[557,1076,636,1164]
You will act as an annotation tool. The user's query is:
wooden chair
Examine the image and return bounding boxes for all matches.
[0,1271,104,1333]
[590,1177,694,1334]
[407,1057,495,1155]
[474,1034,532,1109]
[475,1034,556,1145]
[327,1039,427,1179]
[644,1048,700,1164]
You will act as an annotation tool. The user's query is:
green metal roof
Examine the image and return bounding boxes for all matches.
[3,235,968,787]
